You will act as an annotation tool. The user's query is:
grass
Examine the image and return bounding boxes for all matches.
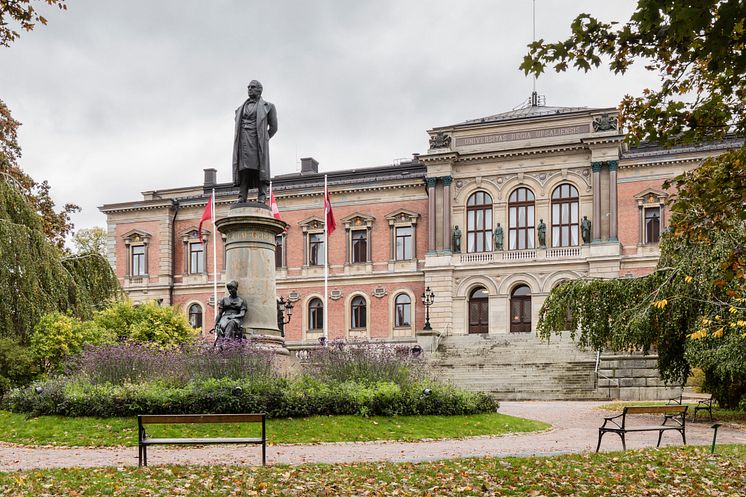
[0,410,548,447]
[596,401,746,423]
[0,446,743,496]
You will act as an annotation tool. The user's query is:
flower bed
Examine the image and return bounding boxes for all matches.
[2,341,497,418]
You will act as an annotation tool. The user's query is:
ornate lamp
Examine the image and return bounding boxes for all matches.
[276,296,294,337]
[421,286,435,331]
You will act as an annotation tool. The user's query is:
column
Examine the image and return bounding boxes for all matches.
[591,161,602,242]
[441,176,452,254]
[608,160,618,241]
[426,177,437,254]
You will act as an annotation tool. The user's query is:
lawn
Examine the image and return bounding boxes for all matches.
[596,402,746,423]
[0,411,548,447]
[0,446,743,496]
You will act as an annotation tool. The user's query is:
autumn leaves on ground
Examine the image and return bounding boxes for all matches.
[1,446,744,497]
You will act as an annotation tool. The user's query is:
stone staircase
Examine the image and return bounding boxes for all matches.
[428,333,608,400]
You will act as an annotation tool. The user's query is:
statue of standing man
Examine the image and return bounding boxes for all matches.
[233,80,278,204]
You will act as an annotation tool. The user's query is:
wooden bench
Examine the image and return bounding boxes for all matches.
[668,392,714,421]
[596,405,687,452]
[138,413,266,467]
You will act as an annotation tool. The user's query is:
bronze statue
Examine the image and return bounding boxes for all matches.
[537,219,546,248]
[494,223,503,251]
[233,80,278,204]
[452,225,462,253]
[214,280,247,339]
[581,216,592,243]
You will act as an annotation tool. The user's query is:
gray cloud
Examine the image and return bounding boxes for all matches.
[0,0,657,232]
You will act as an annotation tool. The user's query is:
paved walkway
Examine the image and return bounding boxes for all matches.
[1,401,744,471]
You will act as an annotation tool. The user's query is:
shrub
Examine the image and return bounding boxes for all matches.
[64,342,276,386]
[2,376,498,418]
[309,339,425,386]
[30,312,114,372]
[93,301,196,346]
[0,337,38,397]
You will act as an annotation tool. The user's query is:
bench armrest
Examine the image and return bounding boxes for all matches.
[600,413,624,429]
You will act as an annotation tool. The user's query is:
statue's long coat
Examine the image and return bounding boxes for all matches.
[232,97,278,186]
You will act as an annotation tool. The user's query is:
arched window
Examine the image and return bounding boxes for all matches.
[468,287,489,334]
[308,298,323,331]
[351,296,367,329]
[508,188,535,250]
[394,294,411,327]
[551,184,579,247]
[188,303,203,329]
[466,191,493,253]
[510,285,531,333]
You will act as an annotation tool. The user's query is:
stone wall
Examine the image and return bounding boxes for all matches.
[597,354,682,401]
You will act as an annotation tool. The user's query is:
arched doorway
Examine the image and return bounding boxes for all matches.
[510,285,531,333]
[468,287,489,334]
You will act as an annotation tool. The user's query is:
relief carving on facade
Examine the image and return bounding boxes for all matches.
[428,132,451,150]
[592,114,618,132]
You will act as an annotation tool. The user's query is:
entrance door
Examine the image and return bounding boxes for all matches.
[468,287,489,333]
[510,285,531,332]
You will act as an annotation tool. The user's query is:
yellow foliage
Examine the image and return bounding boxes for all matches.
[684,275,693,283]
[653,299,668,309]
[713,328,724,338]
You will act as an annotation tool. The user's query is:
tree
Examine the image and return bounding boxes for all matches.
[521,0,746,147]
[0,99,79,249]
[0,0,67,47]
[73,226,107,256]
[527,1,746,407]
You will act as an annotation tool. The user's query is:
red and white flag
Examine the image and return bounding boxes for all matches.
[324,183,336,235]
[198,193,213,241]
[269,183,282,221]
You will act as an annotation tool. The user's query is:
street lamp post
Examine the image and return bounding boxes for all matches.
[276,296,294,337]
[421,286,435,331]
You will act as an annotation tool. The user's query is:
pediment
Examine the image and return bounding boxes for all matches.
[341,212,375,228]
[633,188,668,203]
[121,228,152,242]
[299,216,325,231]
[180,225,209,239]
[385,208,420,224]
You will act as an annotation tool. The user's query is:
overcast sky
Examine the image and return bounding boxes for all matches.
[1,0,657,231]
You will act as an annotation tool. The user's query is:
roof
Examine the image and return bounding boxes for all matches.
[462,104,590,126]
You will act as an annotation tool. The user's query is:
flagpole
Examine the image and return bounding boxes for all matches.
[211,188,218,326]
[324,175,329,340]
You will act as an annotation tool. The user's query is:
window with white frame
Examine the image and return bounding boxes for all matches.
[351,295,367,329]
[189,241,205,273]
[551,184,579,247]
[386,209,419,262]
[634,190,667,245]
[508,187,535,250]
[308,298,323,331]
[122,230,151,278]
[466,191,493,253]
[394,293,411,327]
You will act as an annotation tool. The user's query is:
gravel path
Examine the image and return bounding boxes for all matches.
[1,401,744,471]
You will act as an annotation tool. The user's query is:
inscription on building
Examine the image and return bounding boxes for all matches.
[455,124,590,147]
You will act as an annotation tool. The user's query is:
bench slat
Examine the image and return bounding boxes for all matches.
[143,437,264,445]
[623,406,687,415]
[139,414,264,424]
[602,425,682,432]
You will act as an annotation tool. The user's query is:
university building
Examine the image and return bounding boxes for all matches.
[100,99,739,399]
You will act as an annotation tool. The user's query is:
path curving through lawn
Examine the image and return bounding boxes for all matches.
[1,401,744,471]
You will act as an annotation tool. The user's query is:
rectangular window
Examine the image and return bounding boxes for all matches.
[189,242,204,273]
[309,233,325,266]
[275,235,284,268]
[131,245,146,276]
[351,230,367,263]
[645,207,661,244]
[395,226,413,260]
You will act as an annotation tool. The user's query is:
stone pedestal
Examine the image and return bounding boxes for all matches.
[216,202,289,355]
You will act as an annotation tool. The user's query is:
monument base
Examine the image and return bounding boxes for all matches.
[216,204,289,354]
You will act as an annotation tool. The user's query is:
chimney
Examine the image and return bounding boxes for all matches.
[203,168,217,187]
[300,157,319,174]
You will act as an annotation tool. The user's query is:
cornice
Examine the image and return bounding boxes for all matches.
[457,143,589,162]
[619,156,702,170]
